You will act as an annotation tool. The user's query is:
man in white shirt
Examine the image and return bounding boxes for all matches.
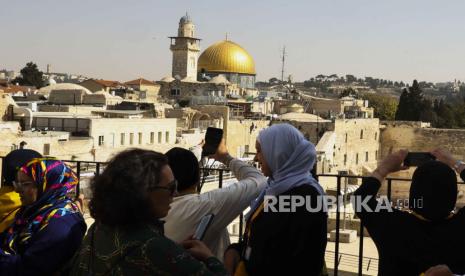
[163,140,266,261]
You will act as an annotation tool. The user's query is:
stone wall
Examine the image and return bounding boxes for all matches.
[39,105,105,115]
[379,122,465,206]
[332,118,380,175]
[0,93,16,121]
[226,120,270,158]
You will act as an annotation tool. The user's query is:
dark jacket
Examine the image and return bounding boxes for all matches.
[354,171,465,276]
[0,213,86,276]
[70,221,227,276]
[237,185,327,275]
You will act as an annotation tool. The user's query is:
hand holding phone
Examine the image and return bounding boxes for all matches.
[404,152,436,167]
[202,127,223,157]
[193,214,214,240]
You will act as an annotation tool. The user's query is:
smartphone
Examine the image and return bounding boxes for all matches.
[193,213,214,240]
[403,152,436,167]
[202,127,223,157]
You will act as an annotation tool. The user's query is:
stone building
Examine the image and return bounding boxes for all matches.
[169,14,201,82]
[79,79,121,93]
[38,83,91,99]
[159,14,258,104]
[123,78,161,102]
[275,114,380,184]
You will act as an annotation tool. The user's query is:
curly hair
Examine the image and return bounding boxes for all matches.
[89,149,168,226]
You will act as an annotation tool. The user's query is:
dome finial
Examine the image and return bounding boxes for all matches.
[225,32,228,41]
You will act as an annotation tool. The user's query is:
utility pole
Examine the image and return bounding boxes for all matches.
[280,46,286,83]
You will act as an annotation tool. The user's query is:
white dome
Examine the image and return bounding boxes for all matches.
[160,76,175,82]
[209,74,230,85]
[278,112,329,123]
[38,83,92,96]
[48,77,57,85]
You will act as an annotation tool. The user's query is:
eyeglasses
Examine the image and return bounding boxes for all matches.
[12,181,35,190]
[149,179,178,196]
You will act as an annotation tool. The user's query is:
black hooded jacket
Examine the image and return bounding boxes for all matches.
[354,169,465,276]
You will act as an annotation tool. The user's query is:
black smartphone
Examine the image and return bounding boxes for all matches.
[193,213,214,240]
[403,152,436,167]
[202,127,223,156]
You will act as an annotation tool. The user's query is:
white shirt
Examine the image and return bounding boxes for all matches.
[163,158,266,261]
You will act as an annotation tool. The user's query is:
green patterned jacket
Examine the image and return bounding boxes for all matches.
[70,221,227,276]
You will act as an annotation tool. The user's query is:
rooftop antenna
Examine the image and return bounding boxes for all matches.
[281,46,286,83]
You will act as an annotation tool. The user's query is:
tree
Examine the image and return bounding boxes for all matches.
[435,99,456,128]
[395,80,426,121]
[346,74,357,83]
[269,77,280,84]
[362,93,398,120]
[12,62,45,88]
[395,88,411,120]
[339,87,358,98]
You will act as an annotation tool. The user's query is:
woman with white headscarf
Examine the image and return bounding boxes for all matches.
[224,123,327,276]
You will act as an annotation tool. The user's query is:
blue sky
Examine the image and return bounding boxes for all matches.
[1,0,465,83]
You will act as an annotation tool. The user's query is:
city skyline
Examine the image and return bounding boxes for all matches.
[1,0,465,83]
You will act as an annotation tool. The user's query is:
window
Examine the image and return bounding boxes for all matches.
[158,132,162,143]
[130,133,134,145]
[170,89,180,96]
[165,131,170,143]
[366,151,369,162]
[375,132,378,140]
[43,144,50,155]
[138,132,142,145]
[120,133,125,145]
[360,130,364,139]
[356,153,359,165]
[344,154,347,166]
[150,132,154,144]
[376,150,379,159]
[345,133,348,143]
[98,135,104,146]
[190,57,196,68]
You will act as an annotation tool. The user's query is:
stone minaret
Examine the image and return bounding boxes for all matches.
[169,13,201,81]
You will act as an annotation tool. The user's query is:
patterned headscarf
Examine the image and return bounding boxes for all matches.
[1,158,80,254]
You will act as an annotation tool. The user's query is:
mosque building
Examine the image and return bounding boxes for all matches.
[158,14,258,103]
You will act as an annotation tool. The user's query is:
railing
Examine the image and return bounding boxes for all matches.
[2,156,463,276]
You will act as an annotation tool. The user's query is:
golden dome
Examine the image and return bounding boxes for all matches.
[198,40,256,75]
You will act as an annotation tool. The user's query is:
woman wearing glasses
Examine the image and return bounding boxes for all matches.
[0,158,86,275]
[70,149,227,275]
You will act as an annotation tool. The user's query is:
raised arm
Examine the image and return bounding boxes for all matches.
[201,139,266,233]
[431,148,465,178]
[354,150,408,221]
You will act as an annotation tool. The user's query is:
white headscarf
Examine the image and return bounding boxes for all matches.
[247,123,325,217]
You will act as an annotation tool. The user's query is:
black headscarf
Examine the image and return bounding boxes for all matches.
[165,147,200,192]
[2,149,42,186]
[409,161,457,222]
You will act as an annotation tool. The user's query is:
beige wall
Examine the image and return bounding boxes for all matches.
[89,118,177,149]
[379,121,465,206]
[331,118,380,174]
[309,98,344,117]
[39,105,105,115]
[272,120,334,145]
[226,120,269,158]
[0,93,16,121]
